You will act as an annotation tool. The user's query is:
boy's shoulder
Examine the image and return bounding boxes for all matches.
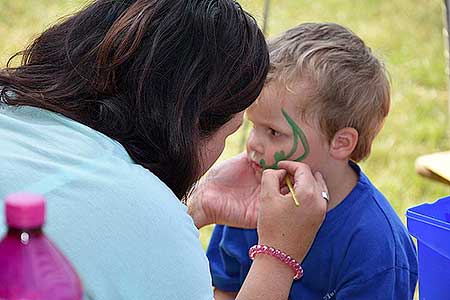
[333,162,417,270]
[350,163,406,236]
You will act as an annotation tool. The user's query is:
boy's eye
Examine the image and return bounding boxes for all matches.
[269,128,282,137]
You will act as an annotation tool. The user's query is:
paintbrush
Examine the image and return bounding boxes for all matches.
[285,176,300,207]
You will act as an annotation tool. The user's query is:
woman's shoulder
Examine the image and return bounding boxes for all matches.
[0,104,213,299]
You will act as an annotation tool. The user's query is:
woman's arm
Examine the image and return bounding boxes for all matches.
[212,257,294,300]
[190,157,328,300]
[236,255,295,300]
[239,163,327,300]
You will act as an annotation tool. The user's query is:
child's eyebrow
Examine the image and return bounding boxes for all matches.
[248,107,291,131]
[250,117,288,133]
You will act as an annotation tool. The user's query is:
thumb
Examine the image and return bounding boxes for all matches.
[278,160,311,187]
[261,169,287,198]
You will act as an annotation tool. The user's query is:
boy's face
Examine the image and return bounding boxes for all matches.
[246,81,330,176]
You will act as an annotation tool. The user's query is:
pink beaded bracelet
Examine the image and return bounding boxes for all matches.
[248,244,304,280]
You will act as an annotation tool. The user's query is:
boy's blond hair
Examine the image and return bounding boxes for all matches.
[268,23,390,162]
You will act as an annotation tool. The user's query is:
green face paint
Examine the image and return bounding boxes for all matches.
[259,109,310,170]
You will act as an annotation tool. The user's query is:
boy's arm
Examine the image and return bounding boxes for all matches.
[214,288,239,300]
[207,225,257,295]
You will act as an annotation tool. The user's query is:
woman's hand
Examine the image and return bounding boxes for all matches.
[236,161,328,300]
[257,161,328,262]
[187,152,261,229]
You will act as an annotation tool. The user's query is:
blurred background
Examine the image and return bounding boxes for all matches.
[1,0,449,249]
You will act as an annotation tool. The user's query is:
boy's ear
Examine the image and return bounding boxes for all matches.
[329,127,359,160]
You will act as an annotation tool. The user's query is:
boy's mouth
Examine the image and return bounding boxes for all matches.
[248,152,263,172]
[250,160,263,172]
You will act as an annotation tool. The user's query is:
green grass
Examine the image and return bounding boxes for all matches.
[2,0,449,254]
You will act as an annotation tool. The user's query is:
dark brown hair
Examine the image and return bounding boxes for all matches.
[0,0,269,198]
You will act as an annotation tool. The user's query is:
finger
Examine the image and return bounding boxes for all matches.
[261,169,287,197]
[280,185,289,195]
[278,160,313,188]
[261,169,287,188]
[278,160,310,177]
[237,151,248,160]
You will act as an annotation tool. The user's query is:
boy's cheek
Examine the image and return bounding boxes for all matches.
[263,144,308,166]
[291,146,308,161]
[267,144,288,162]
[260,150,278,167]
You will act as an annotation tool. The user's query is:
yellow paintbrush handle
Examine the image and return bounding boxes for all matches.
[285,176,300,207]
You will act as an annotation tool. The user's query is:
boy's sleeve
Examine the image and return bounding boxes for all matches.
[206,225,256,292]
[336,266,418,300]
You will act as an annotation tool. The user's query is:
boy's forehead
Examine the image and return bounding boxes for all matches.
[256,80,304,110]
[247,85,298,128]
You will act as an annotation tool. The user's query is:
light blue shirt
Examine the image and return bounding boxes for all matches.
[0,104,213,300]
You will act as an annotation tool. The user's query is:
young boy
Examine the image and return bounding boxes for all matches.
[207,23,418,300]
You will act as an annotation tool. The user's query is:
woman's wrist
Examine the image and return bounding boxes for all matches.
[249,245,304,280]
[258,238,308,264]
[252,254,295,281]
[236,254,294,300]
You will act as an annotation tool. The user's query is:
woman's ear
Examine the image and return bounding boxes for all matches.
[329,127,359,160]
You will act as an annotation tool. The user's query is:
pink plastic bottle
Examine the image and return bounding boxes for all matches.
[0,193,83,300]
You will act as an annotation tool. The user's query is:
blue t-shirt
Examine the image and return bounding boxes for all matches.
[0,104,214,300]
[207,162,418,300]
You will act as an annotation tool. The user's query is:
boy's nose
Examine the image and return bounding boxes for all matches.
[246,129,264,155]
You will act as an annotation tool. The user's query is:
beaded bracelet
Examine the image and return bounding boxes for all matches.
[248,244,304,280]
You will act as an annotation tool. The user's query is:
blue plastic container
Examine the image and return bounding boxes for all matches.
[406,196,450,300]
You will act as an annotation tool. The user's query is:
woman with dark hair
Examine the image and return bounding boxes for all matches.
[0,0,327,299]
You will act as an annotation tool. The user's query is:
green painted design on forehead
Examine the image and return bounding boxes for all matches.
[260,109,310,170]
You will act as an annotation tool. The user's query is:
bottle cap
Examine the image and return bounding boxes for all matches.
[5,193,46,229]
